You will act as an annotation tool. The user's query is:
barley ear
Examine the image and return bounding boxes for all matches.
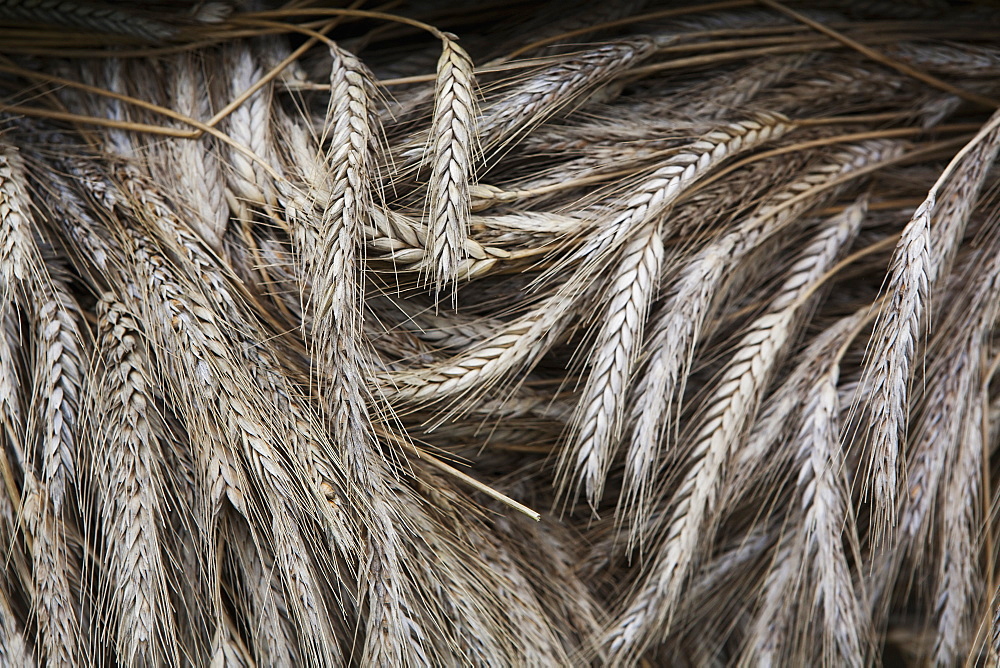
[559,225,665,508]
[426,35,478,298]
[89,297,178,666]
[862,110,1000,546]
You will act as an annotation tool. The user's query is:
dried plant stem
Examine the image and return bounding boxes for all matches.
[756,0,1000,109]
[930,383,984,665]
[625,144,897,539]
[426,36,478,293]
[560,225,665,508]
[386,115,794,407]
[167,54,229,250]
[605,198,866,661]
[743,369,865,667]
[3,7,1000,665]
[90,297,178,666]
[0,142,34,464]
[299,42,375,406]
[0,143,38,300]
[224,516,299,666]
[730,306,873,506]
[862,109,1000,545]
[380,287,581,407]
[800,373,866,668]
[0,584,33,666]
[478,38,657,154]
[574,113,794,262]
[283,45,437,665]
[225,42,278,212]
[29,284,83,517]
[21,476,80,666]
[0,0,175,41]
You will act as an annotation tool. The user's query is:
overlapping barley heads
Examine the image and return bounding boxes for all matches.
[2,0,1000,665]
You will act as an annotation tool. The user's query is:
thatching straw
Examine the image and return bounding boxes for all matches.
[2,1,1000,665]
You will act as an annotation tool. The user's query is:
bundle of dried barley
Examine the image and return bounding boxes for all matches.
[1,0,1000,665]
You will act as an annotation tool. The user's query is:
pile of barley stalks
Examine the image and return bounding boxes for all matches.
[2,0,1000,665]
